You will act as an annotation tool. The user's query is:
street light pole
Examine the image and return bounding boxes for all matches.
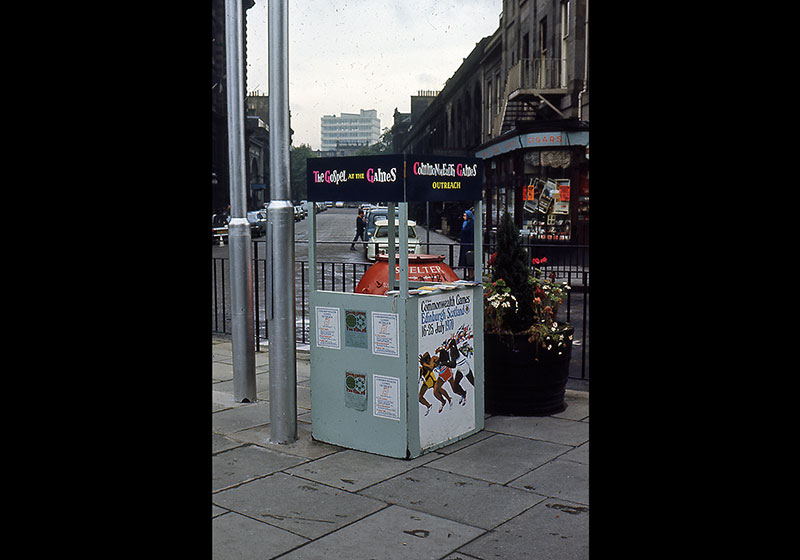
[225,0,256,403]
[267,0,297,443]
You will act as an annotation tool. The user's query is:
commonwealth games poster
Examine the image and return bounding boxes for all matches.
[417,290,475,450]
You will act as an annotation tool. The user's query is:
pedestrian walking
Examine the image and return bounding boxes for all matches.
[459,209,474,279]
[350,209,366,250]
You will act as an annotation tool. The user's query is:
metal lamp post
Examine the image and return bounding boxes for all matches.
[267,0,297,443]
[225,0,256,403]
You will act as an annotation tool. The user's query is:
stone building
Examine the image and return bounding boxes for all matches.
[394,0,589,244]
[211,0,271,215]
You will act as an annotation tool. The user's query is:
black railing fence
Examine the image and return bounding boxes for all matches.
[212,241,589,380]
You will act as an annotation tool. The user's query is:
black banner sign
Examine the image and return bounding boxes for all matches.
[306,154,482,202]
[307,155,404,202]
[405,155,483,202]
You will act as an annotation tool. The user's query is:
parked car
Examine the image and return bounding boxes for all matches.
[212,212,230,244]
[364,206,400,245]
[334,201,344,208]
[294,205,305,221]
[366,219,421,261]
[246,210,267,237]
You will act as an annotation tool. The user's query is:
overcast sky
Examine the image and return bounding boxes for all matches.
[245,0,501,150]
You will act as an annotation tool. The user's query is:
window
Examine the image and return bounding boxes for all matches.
[374,225,417,239]
[539,17,547,58]
[495,72,501,113]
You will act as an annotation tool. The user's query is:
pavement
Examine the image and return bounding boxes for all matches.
[212,336,589,560]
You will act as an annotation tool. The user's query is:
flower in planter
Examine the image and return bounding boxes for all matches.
[483,212,571,352]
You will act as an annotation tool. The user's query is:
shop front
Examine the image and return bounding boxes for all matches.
[475,121,589,246]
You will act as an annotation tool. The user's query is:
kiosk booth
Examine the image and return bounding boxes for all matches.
[306,154,484,458]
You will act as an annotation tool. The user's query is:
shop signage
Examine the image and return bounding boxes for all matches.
[475,130,589,160]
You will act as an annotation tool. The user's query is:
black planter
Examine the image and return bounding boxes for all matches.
[483,325,573,416]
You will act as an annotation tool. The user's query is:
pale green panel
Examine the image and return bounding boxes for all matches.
[310,291,410,458]
[310,285,484,459]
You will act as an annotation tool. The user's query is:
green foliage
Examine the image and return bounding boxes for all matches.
[483,211,572,350]
[488,212,535,330]
[290,144,318,202]
[355,128,394,155]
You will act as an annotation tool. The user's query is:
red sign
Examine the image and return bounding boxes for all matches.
[523,184,536,201]
[557,180,570,202]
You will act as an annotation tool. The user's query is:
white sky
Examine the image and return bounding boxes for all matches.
[245,0,502,151]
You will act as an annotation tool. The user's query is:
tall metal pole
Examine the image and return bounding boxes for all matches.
[267,0,297,443]
[225,0,256,403]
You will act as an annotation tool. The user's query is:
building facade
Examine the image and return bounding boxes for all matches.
[211,0,271,215]
[320,109,381,152]
[394,0,589,245]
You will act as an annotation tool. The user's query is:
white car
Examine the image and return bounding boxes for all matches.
[366,219,422,261]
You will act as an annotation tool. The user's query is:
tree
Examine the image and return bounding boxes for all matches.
[289,144,317,202]
[490,211,535,331]
[356,127,394,155]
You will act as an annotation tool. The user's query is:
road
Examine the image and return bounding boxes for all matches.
[212,206,462,264]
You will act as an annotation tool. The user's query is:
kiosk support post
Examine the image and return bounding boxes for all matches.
[399,202,409,295]
[387,202,396,291]
[267,0,297,443]
[224,0,255,403]
[474,200,483,282]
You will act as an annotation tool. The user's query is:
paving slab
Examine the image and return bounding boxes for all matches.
[553,390,590,421]
[212,444,307,492]
[229,420,343,460]
[285,448,438,491]
[559,440,588,465]
[459,498,589,560]
[212,511,308,560]
[276,505,485,560]
[433,429,494,454]
[360,465,545,530]
[213,504,227,518]
[484,415,589,447]
[213,372,271,396]
[213,472,385,540]
[212,433,244,454]
[426,433,570,485]
[509,459,589,505]
[441,553,483,560]
[212,402,271,435]
[212,389,251,411]
[212,362,234,382]
[256,383,311,410]
[211,346,233,364]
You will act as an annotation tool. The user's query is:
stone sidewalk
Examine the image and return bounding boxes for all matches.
[212,337,589,559]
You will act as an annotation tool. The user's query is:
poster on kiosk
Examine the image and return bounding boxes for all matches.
[417,289,476,448]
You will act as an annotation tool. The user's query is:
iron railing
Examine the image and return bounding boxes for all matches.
[212,240,589,381]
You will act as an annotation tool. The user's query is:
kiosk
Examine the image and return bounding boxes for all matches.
[306,154,484,458]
